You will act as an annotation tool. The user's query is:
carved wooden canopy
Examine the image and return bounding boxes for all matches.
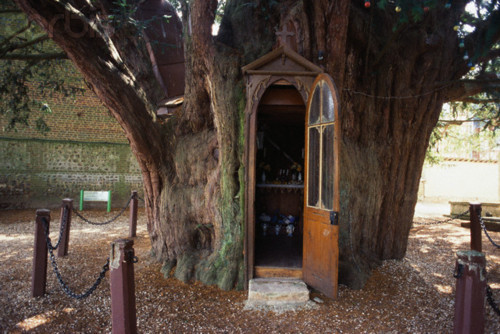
[242,45,323,114]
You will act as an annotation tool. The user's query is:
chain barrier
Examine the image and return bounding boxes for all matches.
[479,216,500,249]
[73,194,134,226]
[486,284,500,317]
[480,214,500,317]
[445,206,500,319]
[42,217,110,299]
[137,195,145,203]
[480,213,500,317]
[414,209,470,226]
[47,206,68,250]
[453,263,464,279]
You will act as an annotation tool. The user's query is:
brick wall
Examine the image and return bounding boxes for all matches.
[0,70,143,210]
[1,83,128,144]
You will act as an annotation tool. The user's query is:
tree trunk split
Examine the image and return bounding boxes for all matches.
[13,0,476,290]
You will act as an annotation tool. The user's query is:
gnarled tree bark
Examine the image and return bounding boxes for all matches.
[14,0,500,290]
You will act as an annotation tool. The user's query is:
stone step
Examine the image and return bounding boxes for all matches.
[245,278,311,310]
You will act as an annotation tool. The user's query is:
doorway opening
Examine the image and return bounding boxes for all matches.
[253,82,305,276]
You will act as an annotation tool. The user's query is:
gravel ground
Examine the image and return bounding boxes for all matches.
[0,208,499,333]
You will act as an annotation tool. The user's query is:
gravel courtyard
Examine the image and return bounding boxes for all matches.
[0,207,499,333]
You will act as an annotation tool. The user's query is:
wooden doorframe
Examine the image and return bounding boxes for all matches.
[243,75,316,287]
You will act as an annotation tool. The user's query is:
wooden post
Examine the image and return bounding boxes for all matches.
[110,239,137,334]
[129,191,138,238]
[57,199,73,257]
[32,209,50,297]
[469,203,482,252]
[453,250,486,334]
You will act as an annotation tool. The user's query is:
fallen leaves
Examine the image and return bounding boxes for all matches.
[0,210,498,333]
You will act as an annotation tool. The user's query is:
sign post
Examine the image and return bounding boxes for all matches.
[80,190,112,212]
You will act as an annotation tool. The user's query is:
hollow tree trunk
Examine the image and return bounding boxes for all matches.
[15,0,475,290]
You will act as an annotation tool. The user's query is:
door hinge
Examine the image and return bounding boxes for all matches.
[330,211,339,225]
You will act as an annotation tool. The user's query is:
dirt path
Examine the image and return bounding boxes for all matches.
[0,209,499,333]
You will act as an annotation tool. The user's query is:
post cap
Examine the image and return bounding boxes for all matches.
[36,209,51,216]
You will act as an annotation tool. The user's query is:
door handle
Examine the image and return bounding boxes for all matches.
[330,211,339,225]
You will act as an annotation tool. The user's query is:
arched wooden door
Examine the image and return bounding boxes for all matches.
[302,74,340,299]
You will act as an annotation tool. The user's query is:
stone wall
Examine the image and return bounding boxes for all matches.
[0,137,143,209]
[419,158,499,203]
[0,67,143,210]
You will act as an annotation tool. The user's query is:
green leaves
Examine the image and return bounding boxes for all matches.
[34,116,50,134]
[427,96,500,165]
[374,0,439,24]
[0,7,84,133]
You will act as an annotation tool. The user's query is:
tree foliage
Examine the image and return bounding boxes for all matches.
[362,0,500,165]
[0,0,84,133]
[4,0,497,132]
[427,0,500,162]
[427,101,499,164]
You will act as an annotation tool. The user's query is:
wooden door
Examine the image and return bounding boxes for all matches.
[302,74,340,299]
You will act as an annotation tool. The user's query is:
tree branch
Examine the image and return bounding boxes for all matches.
[459,97,500,103]
[13,0,164,171]
[0,24,31,48]
[11,34,49,50]
[444,78,500,102]
[0,52,67,60]
[439,118,491,123]
[190,0,217,49]
[1,34,50,55]
[478,48,500,63]
[465,8,500,62]
[0,9,22,14]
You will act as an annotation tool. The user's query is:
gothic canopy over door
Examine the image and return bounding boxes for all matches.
[302,73,341,299]
[242,46,323,285]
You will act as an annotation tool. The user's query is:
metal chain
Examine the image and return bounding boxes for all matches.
[486,284,500,317]
[453,263,464,279]
[73,194,133,226]
[42,217,110,299]
[479,216,500,249]
[46,206,68,250]
[414,209,470,226]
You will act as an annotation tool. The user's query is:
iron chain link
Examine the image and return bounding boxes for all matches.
[486,284,500,317]
[73,194,133,226]
[479,216,500,249]
[42,217,110,299]
[47,206,68,250]
[414,209,470,226]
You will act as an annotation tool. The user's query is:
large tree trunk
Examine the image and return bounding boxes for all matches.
[15,0,475,290]
[336,3,469,287]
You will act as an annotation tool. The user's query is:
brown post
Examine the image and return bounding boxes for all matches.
[453,250,486,334]
[129,191,138,238]
[57,199,73,257]
[32,209,50,297]
[110,239,137,334]
[469,203,482,252]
